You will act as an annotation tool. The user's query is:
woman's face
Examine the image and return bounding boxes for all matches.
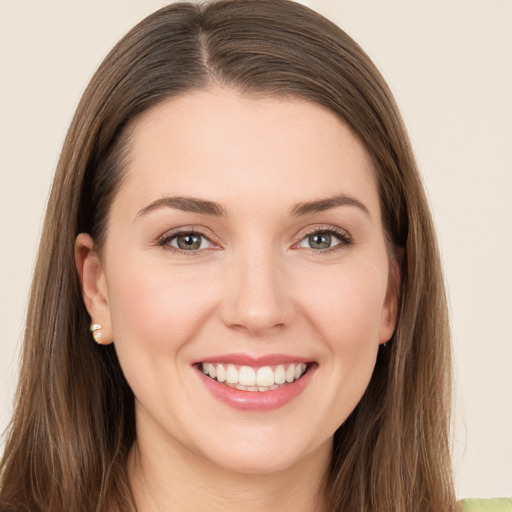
[79,87,398,475]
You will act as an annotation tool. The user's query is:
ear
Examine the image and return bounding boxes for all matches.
[378,248,403,344]
[75,233,113,345]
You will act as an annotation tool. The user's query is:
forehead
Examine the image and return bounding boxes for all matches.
[119,87,380,217]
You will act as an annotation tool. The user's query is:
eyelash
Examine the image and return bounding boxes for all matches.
[295,226,352,254]
[157,226,352,255]
[157,228,219,255]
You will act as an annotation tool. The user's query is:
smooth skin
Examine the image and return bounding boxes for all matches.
[76,87,399,512]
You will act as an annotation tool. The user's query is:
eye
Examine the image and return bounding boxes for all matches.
[296,228,351,252]
[159,231,215,252]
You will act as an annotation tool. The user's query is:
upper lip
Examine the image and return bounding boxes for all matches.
[195,353,313,367]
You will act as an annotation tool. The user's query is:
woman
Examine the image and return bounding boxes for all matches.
[0,1,501,511]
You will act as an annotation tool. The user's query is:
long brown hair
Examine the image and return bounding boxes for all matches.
[0,1,457,511]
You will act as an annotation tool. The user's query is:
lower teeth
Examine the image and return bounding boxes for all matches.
[231,383,280,392]
[207,375,306,392]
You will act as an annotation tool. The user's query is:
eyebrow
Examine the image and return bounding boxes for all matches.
[291,193,370,218]
[136,196,227,218]
[135,192,370,220]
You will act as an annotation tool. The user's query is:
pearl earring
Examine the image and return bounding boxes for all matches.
[90,323,103,344]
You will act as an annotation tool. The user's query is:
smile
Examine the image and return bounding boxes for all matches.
[200,362,308,392]
[195,355,316,410]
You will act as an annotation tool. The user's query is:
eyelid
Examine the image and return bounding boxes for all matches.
[292,225,352,252]
[156,226,222,252]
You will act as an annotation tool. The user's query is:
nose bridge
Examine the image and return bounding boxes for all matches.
[222,240,293,335]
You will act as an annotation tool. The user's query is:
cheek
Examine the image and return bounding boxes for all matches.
[104,258,221,416]
[105,257,218,357]
[302,264,387,420]
[299,263,388,351]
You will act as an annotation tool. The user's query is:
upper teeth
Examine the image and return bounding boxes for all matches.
[201,363,308,389]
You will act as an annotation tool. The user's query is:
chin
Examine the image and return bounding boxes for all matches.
[191,425,332,476]
[204,449,310,476]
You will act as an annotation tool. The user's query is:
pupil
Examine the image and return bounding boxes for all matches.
[178,234,201,250]
[309,233,331,249]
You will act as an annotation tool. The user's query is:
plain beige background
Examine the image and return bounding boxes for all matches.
[0,0,511,500]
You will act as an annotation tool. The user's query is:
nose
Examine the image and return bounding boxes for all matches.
[219,248,295,336]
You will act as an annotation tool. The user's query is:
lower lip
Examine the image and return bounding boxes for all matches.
[196,365,316,411]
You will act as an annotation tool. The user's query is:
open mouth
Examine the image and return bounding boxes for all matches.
[199,362,310,392]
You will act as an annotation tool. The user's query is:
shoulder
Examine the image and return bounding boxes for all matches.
[460,499,512,512]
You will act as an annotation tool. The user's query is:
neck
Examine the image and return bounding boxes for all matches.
[128,429,330,512]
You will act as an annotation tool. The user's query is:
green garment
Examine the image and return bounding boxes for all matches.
[461,499,512,512]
